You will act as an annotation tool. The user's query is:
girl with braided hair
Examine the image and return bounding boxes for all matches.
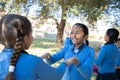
[0,14,63,80]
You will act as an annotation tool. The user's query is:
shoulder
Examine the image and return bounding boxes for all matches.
[18,53,43,65]
[62,44,73,50]
[102,43,117,49]
[84,46,95,52]
[85,46,95,55]
[82,46,95,56]
[15,53,44,72]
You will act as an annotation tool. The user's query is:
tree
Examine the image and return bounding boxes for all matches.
[49,0,120,46]
[42,0,110,46]
[0,0,120,46]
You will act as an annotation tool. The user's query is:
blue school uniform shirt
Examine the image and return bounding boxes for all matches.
[95,43,119,74]
[64,37,72,46]
[116,49,120,66]
[46,43,95,80]
[0,48,62,80]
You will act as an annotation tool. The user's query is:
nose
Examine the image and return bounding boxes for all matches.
[71,33,76,38]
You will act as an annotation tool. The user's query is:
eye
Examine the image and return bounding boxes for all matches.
[76,32,80,34]
[70,31,74,35]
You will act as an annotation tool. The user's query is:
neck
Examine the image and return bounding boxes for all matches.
[75,43,83,47]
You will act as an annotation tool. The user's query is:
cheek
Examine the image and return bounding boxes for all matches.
[23,35,33,49]
[30,36,33,44]
[28,35,33,45]
[77,34,85,39]
[104,35,107,41]
[118,42,120,48]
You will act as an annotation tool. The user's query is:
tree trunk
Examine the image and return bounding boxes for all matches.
[56,2,67,46]
[56,19,66,46]
[0,10,6,45]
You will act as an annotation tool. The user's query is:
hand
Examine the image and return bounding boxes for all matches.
[65,57,79,65]
[64,29,70,37]
[41,53,51,58]
[95,52,98,58]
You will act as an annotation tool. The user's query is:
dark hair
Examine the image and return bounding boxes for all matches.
[73,23,89,45]
[106,28,119,44]
[73,23,89,35]
[0,14,32,80]
[117,38,120,42]
[85,39,89,46]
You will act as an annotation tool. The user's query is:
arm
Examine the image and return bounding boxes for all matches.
[45,46,69,64]
[115,52,120,70]
[64,29,72,46]
[95,47,106,66]
[35,57,62,80]
[64,37,73,46]
[76,48,95,80]
[64,48,95,79]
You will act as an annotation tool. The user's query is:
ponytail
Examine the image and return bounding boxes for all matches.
[85,39,89,46]
[6,29,24,80]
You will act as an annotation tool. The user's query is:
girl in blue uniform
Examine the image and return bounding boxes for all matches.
[42,23,95,80]
[115,38,120,80]
[0,14,62,80]
[95,28,119,80]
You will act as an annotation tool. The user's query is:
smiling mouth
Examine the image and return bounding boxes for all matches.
[72,39,77,42]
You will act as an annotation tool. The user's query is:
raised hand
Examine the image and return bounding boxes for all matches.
[64,29,70,37]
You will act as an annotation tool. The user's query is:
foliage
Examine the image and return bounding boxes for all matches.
[0,2,6,12]
[0,0,120,45]
[0,0,120,23]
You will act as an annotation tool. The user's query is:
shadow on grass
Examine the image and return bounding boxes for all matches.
[31,38,59,49]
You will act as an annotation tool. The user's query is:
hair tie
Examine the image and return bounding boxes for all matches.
[9,65,15,72]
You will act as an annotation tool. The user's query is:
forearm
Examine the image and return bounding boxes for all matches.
[44,57,54,64]
[76,64,92,80]
[76,55,94,80]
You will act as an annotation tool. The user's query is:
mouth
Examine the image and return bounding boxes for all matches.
[72,39,77,43]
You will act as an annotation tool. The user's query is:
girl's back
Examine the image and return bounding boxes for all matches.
[0,48,62,80]
[98,43,119,73]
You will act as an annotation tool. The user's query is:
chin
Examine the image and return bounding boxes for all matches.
[74,43,78,46]
[72,42,76,44]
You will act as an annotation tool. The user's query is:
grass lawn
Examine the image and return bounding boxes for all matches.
[27,38,61,57]
[27,38,97,80]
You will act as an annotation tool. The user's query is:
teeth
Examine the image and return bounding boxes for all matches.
[73,39,76,41]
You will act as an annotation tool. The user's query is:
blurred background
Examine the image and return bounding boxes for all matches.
[0,0,120,79]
